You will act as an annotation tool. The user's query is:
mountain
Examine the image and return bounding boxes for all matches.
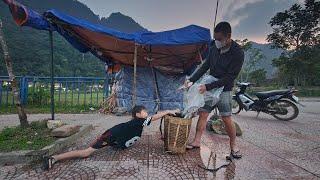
[101,12,147,33]
[0,0,146,76]
[246,42,283,78]
[17,0,147,33]
[0,0,281,78]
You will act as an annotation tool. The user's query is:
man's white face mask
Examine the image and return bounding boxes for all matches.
[215,39,227,49]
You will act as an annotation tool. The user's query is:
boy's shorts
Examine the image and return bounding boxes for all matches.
[198,91,232,117]
[90,130,115,149]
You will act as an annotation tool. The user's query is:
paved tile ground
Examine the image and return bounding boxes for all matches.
[0,101,319,179]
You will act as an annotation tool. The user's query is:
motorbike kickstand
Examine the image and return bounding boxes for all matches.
[256,111,260,118]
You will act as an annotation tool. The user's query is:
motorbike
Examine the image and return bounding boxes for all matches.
[232,82,303,121]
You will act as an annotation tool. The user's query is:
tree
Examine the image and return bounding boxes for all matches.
[267,0,319,49]
[237,39,266,82]
[267,0,320,87]
[0,18,29,127]
[249,69,267,86]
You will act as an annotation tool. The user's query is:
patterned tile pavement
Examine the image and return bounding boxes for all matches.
[0,131,210,179]
[0,101,319,179]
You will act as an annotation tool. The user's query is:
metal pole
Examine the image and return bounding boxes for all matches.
[132,44,138,107]
[49,30,55,120]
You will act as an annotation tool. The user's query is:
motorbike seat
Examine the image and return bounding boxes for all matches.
[255,89,291,99]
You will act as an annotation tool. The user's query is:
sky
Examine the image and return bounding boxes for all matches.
[78,0,303,44]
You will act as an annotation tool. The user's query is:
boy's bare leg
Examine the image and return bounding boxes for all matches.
[52,147,96,162]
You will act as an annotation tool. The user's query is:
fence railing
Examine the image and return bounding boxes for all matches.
[0,76,111,107]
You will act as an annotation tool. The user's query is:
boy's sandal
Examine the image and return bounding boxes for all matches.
[43,156,55,170]
[186,144,200,150]
[226,150,242,161]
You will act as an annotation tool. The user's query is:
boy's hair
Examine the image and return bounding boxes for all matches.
[214,22,232,36]
[131,105,146,118]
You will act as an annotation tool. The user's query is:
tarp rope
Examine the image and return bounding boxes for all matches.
[151,66,161,112]
[146,47,161,113]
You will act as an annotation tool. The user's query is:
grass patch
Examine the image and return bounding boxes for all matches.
[2,92,105,107]
[0,104,99,114]
[0,121,57,152]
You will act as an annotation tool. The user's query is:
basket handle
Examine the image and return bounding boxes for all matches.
[159,116,164,139]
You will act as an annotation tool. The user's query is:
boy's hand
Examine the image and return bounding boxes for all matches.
[152,109,181,121]
[167,109,180,116]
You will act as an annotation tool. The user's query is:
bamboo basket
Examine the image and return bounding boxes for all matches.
[163,115,192,154]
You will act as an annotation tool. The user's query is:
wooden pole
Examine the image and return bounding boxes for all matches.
[0,18,28,127]
[132,44,138,107]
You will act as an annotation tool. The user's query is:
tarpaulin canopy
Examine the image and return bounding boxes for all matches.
[3,0,213,113]
[3,0,211,74]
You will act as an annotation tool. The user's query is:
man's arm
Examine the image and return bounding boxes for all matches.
[151,109,180,121]
[188,51,211,83]
[205,50,244,90]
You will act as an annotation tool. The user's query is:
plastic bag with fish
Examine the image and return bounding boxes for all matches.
[182,75,224,118]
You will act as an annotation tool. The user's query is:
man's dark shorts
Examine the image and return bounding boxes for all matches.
[90,130,115,149]
[198,91,232,117]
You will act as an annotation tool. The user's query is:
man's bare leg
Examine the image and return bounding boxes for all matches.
[188,111,209,147]
[221,116,237,151]
[52,147,96,162]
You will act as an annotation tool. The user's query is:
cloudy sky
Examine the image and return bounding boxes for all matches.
[78,0,303,43]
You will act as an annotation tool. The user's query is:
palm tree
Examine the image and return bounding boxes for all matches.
[0,18,28,127]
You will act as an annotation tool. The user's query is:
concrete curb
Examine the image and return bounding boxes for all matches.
[299,98,320,102]
[0,124,93,166]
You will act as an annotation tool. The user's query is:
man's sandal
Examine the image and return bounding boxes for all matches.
[226,150,242,161]
[43,156,55,170]
[186,144,200,150]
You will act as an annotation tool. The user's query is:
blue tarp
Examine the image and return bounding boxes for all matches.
[115,66,185,113]
[3,0,211,72]
[3,0,211,113]
[27,8,211,46]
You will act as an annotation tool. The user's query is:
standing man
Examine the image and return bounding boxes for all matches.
[185,22,244,159]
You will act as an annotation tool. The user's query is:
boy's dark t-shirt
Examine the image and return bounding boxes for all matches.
[108,117,152,149]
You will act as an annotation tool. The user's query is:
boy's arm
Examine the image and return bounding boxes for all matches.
[151,109,180,121]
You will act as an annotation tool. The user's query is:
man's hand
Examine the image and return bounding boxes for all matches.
[199,84,207,94]
[178,80,193,91]
[184,79,193,88]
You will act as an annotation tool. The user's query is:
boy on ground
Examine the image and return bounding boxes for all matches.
[43,105,180,170]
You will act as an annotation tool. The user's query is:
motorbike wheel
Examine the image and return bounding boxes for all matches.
[271,99,299,121]
[232,99,241,115]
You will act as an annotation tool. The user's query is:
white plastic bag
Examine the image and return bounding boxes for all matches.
[183,75,224,118]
